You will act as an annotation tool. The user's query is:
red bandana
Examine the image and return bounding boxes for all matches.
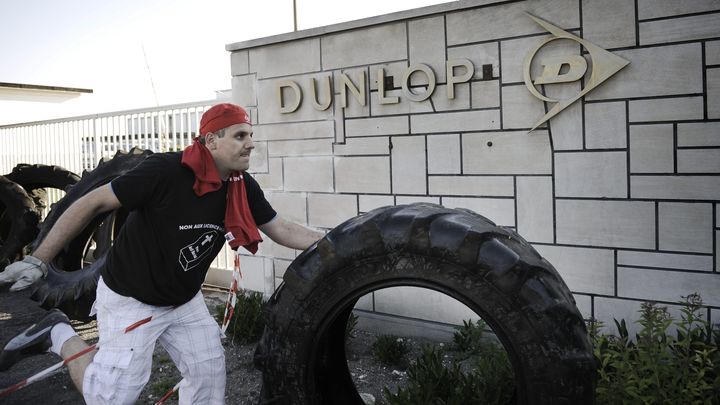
[181,141,262,253]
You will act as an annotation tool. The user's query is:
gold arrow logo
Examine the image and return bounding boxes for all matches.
[524,13,630,132]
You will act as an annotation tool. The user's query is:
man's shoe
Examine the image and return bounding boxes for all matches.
[0,309,70,371]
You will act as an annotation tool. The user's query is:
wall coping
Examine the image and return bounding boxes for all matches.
[225,0,504,52]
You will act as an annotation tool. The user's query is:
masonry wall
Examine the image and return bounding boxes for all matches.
[228,0,720,336]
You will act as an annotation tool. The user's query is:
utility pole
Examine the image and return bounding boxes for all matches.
[293,0,298,31]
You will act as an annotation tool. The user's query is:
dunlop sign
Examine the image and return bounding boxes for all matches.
[276,14,629,131]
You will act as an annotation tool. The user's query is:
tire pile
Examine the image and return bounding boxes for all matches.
[0,148,152,319]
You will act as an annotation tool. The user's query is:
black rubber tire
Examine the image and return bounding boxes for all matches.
[5,164,80,214]
[0,176,40,269]
[255,203,596,404]
[29,148,152,320]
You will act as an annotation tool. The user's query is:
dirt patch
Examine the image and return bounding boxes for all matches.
[0,287,448,405]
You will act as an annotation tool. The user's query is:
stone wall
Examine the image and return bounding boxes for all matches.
[227,0,720,336]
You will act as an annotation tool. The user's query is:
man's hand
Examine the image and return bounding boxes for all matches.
[0,255,47,291]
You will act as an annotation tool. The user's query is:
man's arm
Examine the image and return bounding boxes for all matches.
[259,216,324,251]
[33,183,122,262]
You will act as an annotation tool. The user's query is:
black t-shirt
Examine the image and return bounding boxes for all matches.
[101,152,276,306]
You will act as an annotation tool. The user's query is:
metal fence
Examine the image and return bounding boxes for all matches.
[0,100,240,274]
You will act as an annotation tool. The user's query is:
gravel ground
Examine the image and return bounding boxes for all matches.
[0,286,450,405]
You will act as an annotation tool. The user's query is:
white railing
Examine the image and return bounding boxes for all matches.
[0,100,240,273]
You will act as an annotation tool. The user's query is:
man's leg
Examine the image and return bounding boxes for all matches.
[60,336,96,392]
[159,291,226,405]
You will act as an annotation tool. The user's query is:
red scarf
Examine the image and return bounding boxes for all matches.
[181,141,262,253]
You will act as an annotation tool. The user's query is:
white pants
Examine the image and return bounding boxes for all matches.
[82,278,225,405]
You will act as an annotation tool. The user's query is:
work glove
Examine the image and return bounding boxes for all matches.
[0,255,47,292]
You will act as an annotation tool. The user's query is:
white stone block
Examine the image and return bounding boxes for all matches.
[573,294,592,320]
[659,202,713,253]
[283,157,334,192]
[268,139,333,157]
[231,75,256,107]
[707,40,720,65]
[463,131,552,175]
[253,121,334,142]
[369,89,432,116]
[258,232,297,260]
[533,244,615,295]
[253,157,283,190]
[594,297,684,337]
[346,116,408,137]
[266,192,307,225]
[502,85,547,130]
[409,16,447,83]
[640,13,720,45]
[367,61,407,92]
[471,80,500,109]
[555,151,627,198]
[677,149,720,173]
[335,156,391,194]
[273,259,291,279]
[556,200,655,249]
[709,68,720,119]
[631,176,720,200]
[677,122,720,147]
[428,176,514,197]
[248,141,268,173]
[392,136,426,195]
[411,110,500,133]
[431,84,471,112]
[256,73,334,124]
[308,193,358,229]
[588,44,703,100]
[374,286,477,324]
[501,32,580,84]
[395,196,440,205]
[441,197,515,226]
[629,97,704,122]
[322,23,407,69]
[249,38,321,79]
[629,125,674,173]
[446,0,579,45]
[230,50,249,76]
[354,293,374,311]
[637,0,720,19]
[427,134,461,174]
[585,101,627,149]
[334,137,390,156]
[359,195,394,213]
[516,176,554,243]
[544,82,583,150]
[617,250,714,272]
[618,267,720,307]
[582,0,636,48]
[239,256,268,292]
[447,42,499,80]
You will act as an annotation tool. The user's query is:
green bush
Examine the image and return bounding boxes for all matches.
[384,344,515,405]
[453,319,486,355]
[345,311,359,341]
[372,334,409,367]
[591,293,720,404]
[214,290,265,345]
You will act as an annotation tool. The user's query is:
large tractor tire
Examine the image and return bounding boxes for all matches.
[30,148,152,319]
[255,203,595,404]
[5,164,80,215]
[0,176,40,269]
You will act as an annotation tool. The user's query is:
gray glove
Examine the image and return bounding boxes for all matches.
[0,255,47,292]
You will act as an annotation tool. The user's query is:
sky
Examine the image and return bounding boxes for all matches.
[0,0,451,125]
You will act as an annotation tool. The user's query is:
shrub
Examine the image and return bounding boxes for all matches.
[384,344,515,405]
[372,334,409,367]
[453,319,486,355]
[214,289,265,345]
[591,293,720,404]
[346,311,359,341]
